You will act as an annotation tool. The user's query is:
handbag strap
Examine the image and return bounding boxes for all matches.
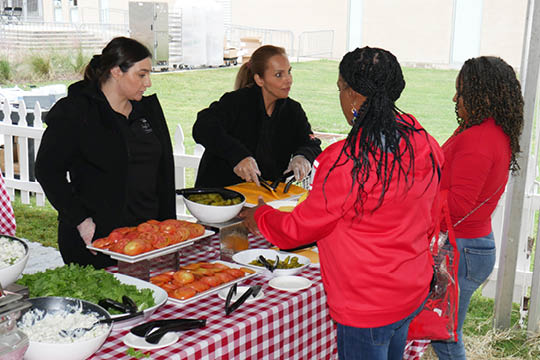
[453,183,504,228]
[432,190,456,256]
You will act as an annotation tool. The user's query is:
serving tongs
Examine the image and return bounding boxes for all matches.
[270,171,295,193]
[258,255,279,273]
[225,283,262,315]
[130,318,207,344]
[98,295,138,314]
[256,174,278,196]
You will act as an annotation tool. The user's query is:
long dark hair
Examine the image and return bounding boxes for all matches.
[326,46,433,215]
[84,37,152,85]
[456,56,523,173]
[234,45,287,90]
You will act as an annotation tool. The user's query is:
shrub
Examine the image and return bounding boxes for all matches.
[72,48,88,75]
[0,59,11,83]
[30,54,51,79]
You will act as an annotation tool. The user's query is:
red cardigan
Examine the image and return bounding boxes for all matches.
[441,118,510,238]
[255,116,443,327]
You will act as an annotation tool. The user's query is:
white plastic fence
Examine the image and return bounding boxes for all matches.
[0,102,203,219]
[0,99,45,206]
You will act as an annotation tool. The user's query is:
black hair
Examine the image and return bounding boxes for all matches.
[84,37,152,85]
[456,56,523,173]
[326,46,435,216]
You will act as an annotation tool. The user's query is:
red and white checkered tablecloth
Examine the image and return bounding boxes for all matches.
[90,234,338,360]
[0,171,16,236]
[403,340,430,359]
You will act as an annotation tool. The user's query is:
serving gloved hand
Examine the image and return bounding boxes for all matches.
[286,155,311,181]
[77,217,96,255]
[233,156,261,186]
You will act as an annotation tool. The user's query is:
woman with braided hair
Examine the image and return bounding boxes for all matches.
[35,37,176,268]
[241,46,443,359]
[430,57,524,359]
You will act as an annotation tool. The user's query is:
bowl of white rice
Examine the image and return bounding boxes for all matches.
[18,297,112,360]
[0,235,29,288]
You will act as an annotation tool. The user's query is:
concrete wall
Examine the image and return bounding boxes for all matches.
[361,0,454,66]
[230,0,527,69]
[480,0,528,68]
[231,0,348,59]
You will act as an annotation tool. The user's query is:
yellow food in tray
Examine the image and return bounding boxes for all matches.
[226,182,306,204]
[294,249,319,264]
[270,246,319,264]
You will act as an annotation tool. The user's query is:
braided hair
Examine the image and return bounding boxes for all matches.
[456,56,523,173]
[325,47,434,215]
[84,37,152,85]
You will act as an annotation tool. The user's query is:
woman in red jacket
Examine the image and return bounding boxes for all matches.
[242,47,443,359]
[431,57,524,359]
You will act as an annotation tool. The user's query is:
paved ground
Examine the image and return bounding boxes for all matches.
[21,238,64,274]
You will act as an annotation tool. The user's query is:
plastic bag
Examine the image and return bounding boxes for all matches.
[407,190,459,342]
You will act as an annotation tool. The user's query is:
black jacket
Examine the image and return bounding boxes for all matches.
[35,80,176,246]
[193,85,322,187]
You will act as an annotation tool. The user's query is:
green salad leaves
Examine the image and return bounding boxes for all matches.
[17,264,155,313]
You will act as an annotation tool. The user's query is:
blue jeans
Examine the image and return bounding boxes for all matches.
[431,233,496,359]
[336,295,428,360]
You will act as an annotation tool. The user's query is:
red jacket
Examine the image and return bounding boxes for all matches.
[441,117,510,238]
[255,115,443,327]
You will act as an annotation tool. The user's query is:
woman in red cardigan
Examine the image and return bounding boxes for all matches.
[431,57,524,359]
[242,46,443,360]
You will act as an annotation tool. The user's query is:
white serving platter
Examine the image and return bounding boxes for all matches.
[268,275,312,292]
[87,230,215,264]
[266,200,298,212]
[123,332,179,350]
[166,261,258,306]
[111,273,168,329]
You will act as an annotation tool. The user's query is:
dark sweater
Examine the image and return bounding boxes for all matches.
[193,85,322,187]
[35,80,176,268]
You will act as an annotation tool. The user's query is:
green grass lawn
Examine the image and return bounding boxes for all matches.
[11,61,538,358]
[147,60,459,151]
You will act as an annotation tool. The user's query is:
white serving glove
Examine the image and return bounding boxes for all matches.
[233,156,261,185]
[286,155,311,181]
[77,217,96,254]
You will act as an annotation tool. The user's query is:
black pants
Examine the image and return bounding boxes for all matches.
[58,220,116,269]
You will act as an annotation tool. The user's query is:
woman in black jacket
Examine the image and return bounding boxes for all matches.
[35,37,176,269]
[193,45,322,188]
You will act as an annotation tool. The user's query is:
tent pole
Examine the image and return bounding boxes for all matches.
[494,0,540,330]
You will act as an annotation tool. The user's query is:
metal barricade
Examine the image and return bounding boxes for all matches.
[225,24,294,57]
[297,30,334,61]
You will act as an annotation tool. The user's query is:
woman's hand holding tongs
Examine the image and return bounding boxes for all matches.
[286,155,311,182]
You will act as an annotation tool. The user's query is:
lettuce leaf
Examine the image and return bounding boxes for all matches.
[17,264,155,313]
